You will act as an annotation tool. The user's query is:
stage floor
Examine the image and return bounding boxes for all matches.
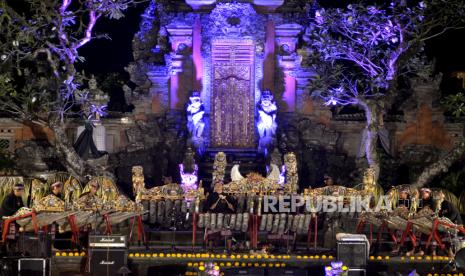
[4,230,463,275]
[49,249,461,276]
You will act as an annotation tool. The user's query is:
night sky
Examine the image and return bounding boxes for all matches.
[77,2,149,75]
[77,2,465,89]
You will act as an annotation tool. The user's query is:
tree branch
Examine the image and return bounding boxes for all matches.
[73,10,101,51]
[412,141,465,188]
[420,25,465,42]
[60,0,72,14]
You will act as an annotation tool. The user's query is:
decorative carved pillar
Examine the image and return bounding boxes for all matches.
[192,17,203,91]
[295,69,312,112]
[166,26,193,110]
[263,20,276,91]
[275,24,302,112]
[295,68,332,123]
[147,66,169,113]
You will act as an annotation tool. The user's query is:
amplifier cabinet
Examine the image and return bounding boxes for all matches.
[89,235,127,248]
[337,240,368,268]
[18,258,50,276]
[88,248,127,276]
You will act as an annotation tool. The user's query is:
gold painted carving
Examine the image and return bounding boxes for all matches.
[33,194,65,212]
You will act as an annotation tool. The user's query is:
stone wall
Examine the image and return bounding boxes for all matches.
[2,93,463,189]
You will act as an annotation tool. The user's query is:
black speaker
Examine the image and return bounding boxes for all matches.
[147,265,187,276]
[88,248,127,276]
[224,268,265,276]
[267,268,308,276]
[337,240,368,268]
[456,247,465,271]
[18,258,49,276]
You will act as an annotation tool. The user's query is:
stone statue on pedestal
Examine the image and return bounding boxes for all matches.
[122,84,133,105]
[283,152,298,193]
[179,147,198,189]
[87,75,109,121]
[257,90,277,154]
[212,152,227,187]
[179,163,198,192]
[186,91,205,152]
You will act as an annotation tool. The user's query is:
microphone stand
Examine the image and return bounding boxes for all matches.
[128,212,137,245]
[93,207,101,236]
[441,230,459,271]
[86,205,101,274]
[441,229,459,272]
[285,226,291,254]
[223,224,229,253]
[170,202,177,252]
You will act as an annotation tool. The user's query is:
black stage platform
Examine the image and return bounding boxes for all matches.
[3,229,464,275]
[45,250,460,276]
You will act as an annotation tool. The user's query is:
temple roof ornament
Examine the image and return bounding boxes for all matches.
[185,0,284,11]
[201,3,266,52]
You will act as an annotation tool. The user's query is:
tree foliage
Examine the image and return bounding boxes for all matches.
[0,0,137,124]
[303,0,465,181]
[441,92,465,117]
[0,0,138,178]
[305,0,465,107]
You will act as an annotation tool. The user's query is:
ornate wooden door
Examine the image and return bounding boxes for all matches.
[211,39,255,148]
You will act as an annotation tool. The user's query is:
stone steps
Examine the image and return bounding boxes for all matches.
[198,148,267,189]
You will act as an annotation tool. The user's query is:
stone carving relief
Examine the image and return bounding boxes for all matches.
[212,151,227,185]
[284,152,298,193]
[277,114,341,153]
[200,3,266,49]
[125,120,163,152]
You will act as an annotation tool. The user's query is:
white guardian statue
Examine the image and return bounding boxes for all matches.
[186,91,205,152]
[257,90,277,154]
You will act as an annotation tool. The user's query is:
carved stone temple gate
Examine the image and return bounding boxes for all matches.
[211,39,256,148]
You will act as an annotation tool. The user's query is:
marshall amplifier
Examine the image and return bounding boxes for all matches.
[89,235,127,248]
[336,233,369,268]
[88,235,127,276]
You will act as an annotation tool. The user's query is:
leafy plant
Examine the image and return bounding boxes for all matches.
[441,92,465,117]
